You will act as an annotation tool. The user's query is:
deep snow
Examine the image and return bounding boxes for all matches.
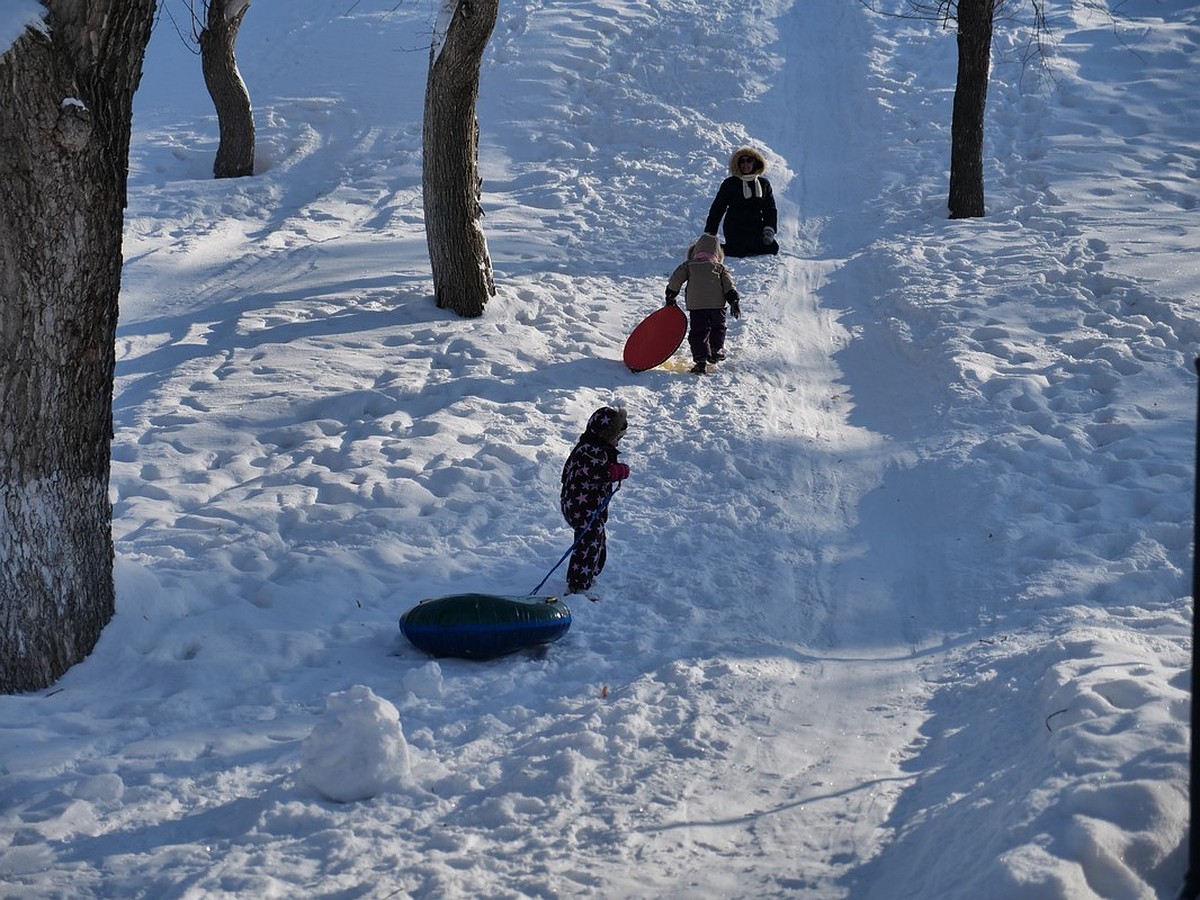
[1,0,1198,897]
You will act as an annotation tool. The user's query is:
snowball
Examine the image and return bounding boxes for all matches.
[300,685,410,803]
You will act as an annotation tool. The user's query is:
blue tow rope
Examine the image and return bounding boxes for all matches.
[529,482,620,596]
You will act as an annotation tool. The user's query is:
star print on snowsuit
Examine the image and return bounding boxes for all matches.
[560,425,621,594]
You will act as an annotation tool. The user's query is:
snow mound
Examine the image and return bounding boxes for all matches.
[300,684,410,803]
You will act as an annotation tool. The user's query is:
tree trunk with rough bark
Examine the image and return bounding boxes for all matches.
[948,0,993,218]
[200,0,255,179]
[0,0,156,694]
[423,0,499,318]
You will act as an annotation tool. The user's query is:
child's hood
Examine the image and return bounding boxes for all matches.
[585,406,628,445]
[687,233,724,263]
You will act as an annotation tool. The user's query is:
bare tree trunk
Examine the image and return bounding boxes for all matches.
[423,0,499,318]
[948,0,993,218]
[200,0,255,179]
[0,1,156,693]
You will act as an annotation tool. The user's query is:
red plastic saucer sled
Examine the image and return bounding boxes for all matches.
[623,305,687,372]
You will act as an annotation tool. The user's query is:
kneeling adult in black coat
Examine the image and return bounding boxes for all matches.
[704,146,779,258]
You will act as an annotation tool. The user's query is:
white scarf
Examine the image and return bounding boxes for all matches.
[739,174,763,199]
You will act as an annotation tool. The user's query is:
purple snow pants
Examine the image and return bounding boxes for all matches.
[688,307,727,362]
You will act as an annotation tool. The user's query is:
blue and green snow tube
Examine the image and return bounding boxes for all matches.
[399,593,572,660]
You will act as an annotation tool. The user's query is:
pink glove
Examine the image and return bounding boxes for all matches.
[608,462,630,482]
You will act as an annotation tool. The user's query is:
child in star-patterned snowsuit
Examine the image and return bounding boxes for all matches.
[560,406,630,594]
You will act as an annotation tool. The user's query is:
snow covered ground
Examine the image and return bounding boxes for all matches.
[2,0,1198,896]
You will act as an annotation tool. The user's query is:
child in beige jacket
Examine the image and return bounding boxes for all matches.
[665,234,742,374]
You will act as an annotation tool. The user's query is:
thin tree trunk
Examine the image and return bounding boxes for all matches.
[948,0,993,218]
[423,0,499,318]
[0,1,155,693]
[200,0,255,179]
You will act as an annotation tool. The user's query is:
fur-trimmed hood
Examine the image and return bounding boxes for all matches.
[727,146,767,177]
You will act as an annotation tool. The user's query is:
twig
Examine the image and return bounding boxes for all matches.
[1045,707,1069,732]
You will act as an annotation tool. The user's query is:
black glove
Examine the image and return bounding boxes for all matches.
[665,291,678,307]
[726,291,741,319]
